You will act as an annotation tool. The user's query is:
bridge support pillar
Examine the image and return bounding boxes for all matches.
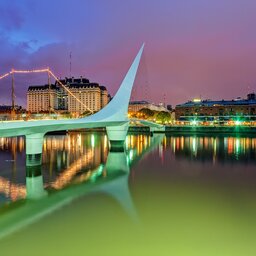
[26,133,45,155]
[106,123,129,151]
[25,133,45,165]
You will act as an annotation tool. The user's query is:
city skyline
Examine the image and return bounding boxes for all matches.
[1,0,256,107]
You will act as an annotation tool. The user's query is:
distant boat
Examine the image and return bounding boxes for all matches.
[5,159,15,162]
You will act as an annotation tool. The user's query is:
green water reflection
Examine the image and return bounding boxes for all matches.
[0,133,256,255]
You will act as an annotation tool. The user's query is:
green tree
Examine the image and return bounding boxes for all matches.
[138,108,155,119]
[155,111,171,124]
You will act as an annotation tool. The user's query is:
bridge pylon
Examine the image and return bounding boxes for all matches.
[90,44,145,149]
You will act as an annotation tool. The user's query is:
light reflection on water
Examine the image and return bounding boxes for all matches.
[0,133,156,203]
[0,133,256,204]
[0,133,256,255]
[163,135,256,163]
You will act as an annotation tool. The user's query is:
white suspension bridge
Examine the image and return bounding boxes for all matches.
[0,44,163,156]
[0,44,165,240]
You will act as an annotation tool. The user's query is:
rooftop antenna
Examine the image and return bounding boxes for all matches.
[248,84,251,94]
[11,68,15,118]
[69,51,72,78]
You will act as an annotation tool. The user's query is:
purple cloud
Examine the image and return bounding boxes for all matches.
[1,0,256,107]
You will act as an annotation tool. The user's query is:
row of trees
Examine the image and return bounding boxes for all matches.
[26,108,173,124]
[130,108,173,124]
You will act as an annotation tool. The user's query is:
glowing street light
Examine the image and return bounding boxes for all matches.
[235,120,241,126]
[191,120,198,126]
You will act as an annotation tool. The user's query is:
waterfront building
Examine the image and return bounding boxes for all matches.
[27,77,109,114]
[0,105,24,113]
[0,105,25,121]
[175,93,256,124]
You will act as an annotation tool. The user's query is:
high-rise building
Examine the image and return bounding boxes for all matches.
[27,77,109,114]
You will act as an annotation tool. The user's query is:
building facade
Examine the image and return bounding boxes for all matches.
[175,93,256,123]
[27,85,58,113]
[68,84,106,114]
[27,77,109,114]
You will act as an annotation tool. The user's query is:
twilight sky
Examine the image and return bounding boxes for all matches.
[1,0,256,107]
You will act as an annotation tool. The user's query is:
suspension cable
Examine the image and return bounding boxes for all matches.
[48,70,93,113]
[0,68,93,114]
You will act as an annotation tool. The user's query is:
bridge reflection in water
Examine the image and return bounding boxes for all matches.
[1,134,256,203]
[0,132,163,239]
[1,133,256,255]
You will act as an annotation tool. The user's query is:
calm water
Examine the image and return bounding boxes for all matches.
[1,133,256,255]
